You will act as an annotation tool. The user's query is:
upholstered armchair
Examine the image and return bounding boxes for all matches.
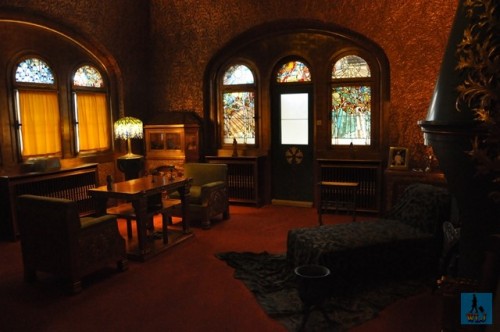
[171,163,229,229]
[17,194,128,294]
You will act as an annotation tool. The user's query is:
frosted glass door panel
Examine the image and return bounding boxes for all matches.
[281,93,308,144]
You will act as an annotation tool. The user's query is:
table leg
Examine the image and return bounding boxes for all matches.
[131,198,150,256]
[177,184,191,234]
[93,197,108,216]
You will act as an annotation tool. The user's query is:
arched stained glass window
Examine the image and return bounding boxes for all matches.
[14,57,61,158]
[73,65,104,88]
[72,65,110,153]
[15,58,55,84]
[276,61,311,83]
[332,55,371,79]
[331,55,372,146]
[221,64,256,145]
[223,64,254,85]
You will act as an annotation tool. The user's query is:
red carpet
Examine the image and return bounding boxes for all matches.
[0,205,441,331]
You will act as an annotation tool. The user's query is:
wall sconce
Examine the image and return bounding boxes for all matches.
[114,116,144,180]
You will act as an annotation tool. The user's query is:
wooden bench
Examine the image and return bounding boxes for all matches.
[317,181,359,225]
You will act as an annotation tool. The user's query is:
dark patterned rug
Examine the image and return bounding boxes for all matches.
[216,251,431,332]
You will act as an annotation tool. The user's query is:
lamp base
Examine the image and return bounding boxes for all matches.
[117,155,144,180]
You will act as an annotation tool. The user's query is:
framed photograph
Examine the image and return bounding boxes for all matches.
[388,147,409,169]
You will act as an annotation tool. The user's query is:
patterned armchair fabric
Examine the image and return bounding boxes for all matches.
[171,163,230,229]
[17,195,127,294]
[287,183,451,283]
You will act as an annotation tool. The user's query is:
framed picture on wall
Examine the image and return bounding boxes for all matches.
[388,147,409,169]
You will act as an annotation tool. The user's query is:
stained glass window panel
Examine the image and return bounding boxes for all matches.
[276,61,311,83]
[74,65,104,88]
[332,55,371,79]
[331,86,371,145]
[223,92,255,144]
[223,65,254,85]
[15,58,55,84]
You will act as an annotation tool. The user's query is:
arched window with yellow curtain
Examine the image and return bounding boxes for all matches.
[72,65,110,153]
[14,57,61,158]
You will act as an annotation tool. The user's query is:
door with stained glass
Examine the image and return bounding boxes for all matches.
[271,60,314,205]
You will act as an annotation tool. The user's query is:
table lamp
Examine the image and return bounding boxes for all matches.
[114,116,144,179]
[114,116,143,157]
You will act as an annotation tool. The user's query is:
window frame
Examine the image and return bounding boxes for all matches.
[12,55,63,160]
[328,51,380,151]
[10,55,114,162]
[275,59,312,84]
[273,58,314,145]
[218,61,259,148]
[71,63,112,155]
[206,25,389,161]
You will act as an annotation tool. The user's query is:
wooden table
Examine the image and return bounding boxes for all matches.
[88,175,193,261]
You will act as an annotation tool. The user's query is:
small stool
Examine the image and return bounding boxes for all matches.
[317,181,359,225]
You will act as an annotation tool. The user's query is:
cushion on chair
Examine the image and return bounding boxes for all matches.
[179,182,227,204]
[80,215,117,228]
[185,163,227,186]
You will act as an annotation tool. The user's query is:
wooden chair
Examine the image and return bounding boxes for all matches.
[17,194,128,294]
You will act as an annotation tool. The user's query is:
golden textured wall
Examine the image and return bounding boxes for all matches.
[0,0,151,119]
[150,0,458,166]
[0,0,458,167]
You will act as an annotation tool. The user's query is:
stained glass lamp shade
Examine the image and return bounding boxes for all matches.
[114,116,143,157]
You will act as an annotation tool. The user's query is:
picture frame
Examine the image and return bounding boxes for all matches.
[388,147,409,169]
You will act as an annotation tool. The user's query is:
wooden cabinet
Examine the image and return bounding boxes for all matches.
[144,124,200,172]
[384,169,447,213]
[206,156,266,206]
[0,164,98,241]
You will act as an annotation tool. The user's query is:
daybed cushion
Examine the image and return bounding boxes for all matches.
[286,183,451,282]
[287,220,439,281]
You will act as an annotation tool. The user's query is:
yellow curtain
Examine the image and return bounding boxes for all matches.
[76,92,110,151]
[18,90,61,157]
